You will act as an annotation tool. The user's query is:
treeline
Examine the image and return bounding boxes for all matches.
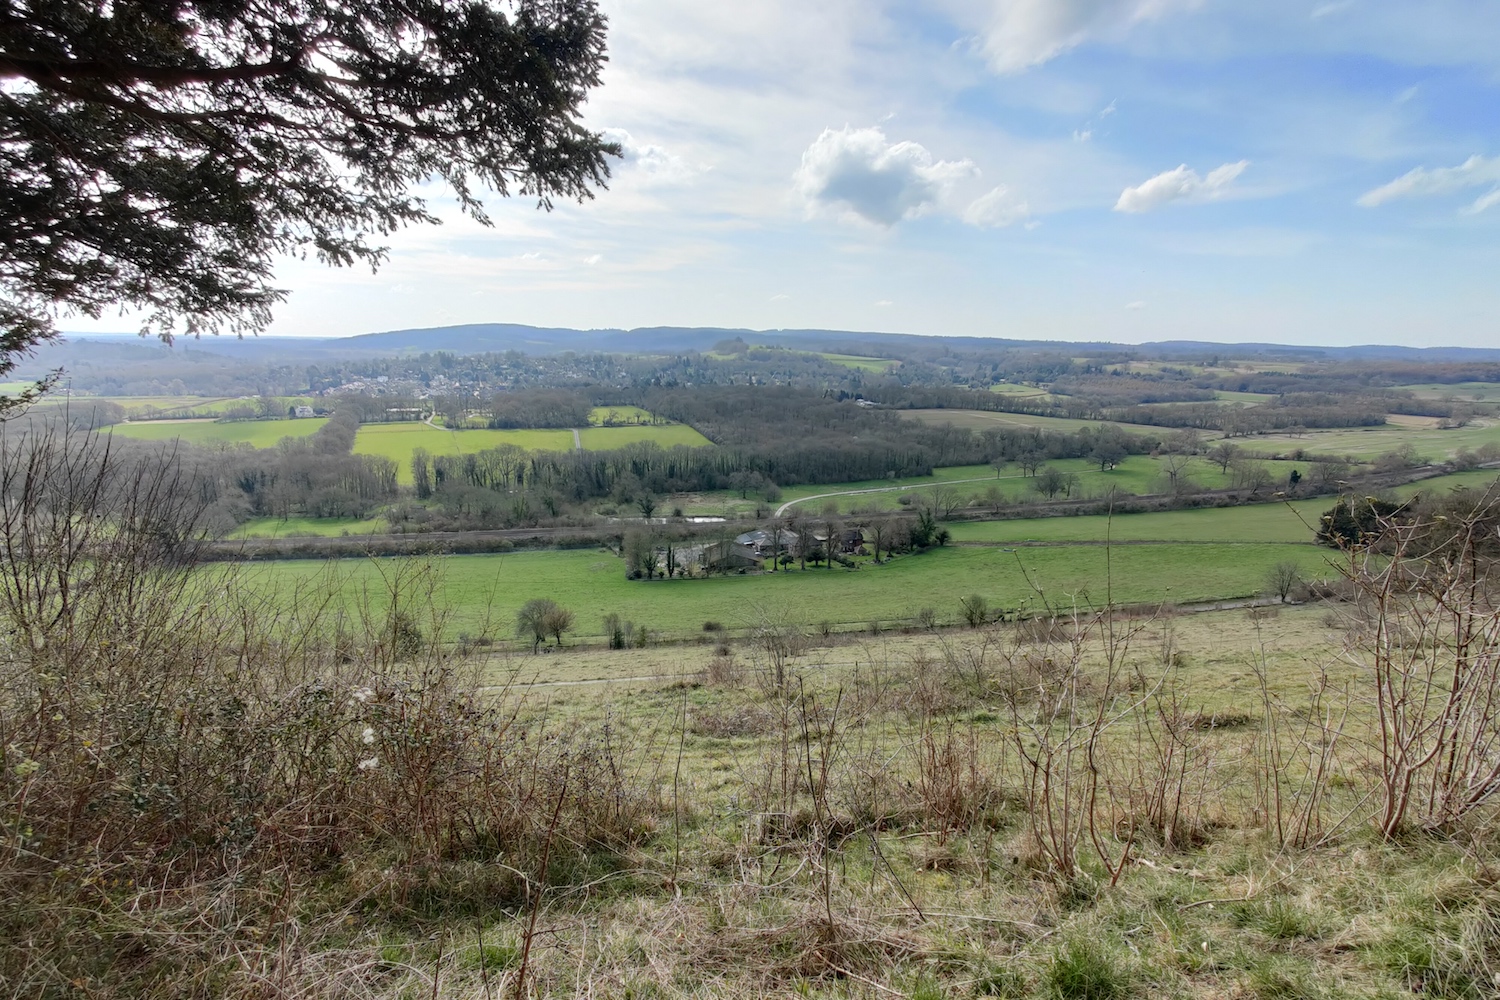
[403,387,1156,529]
[486,389,594,428]
[223,408,399,519]
[1101,395,1387,434]
[1049,374,1217,407]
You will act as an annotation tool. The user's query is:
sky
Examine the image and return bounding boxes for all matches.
[79,1,1500,347]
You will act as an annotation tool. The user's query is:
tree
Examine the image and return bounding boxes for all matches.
[517,597,566,654]
[0,0,616,407]
[1033,466,1068,499]
[636,492,659,519]
[1161,453,1192,495]
[544,604,575,647]
[1264,561,1301,603]
[1209,442,1240,474]
[1315,496,1408,549]
[959,594,988,628]
[1091,443,1127,471]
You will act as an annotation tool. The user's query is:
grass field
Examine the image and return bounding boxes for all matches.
[109,395,318,417]
[688,455,1310,518]
[588,405,657,425]
[1396,381,1500,400]
[110,416,326,447]
[578,424,713,450]
[354,421,712,483]
[1246,417,1500,461]
[945,468,1500,546]
[947,500,1329,545]
[817,352,898,372]
[227,516,388,539]
[353,423,575,480]
[244,540,1333,643]
[901,407,1166,436]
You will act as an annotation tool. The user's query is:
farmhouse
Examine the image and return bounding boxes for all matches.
[676,540,760,573]
[734,528,798,557]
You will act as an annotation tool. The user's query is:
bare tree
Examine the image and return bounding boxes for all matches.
[1264,561,1301,602]
[1210,441,1240,474]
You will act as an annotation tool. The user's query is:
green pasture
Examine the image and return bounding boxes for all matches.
[578,424,713,450]
[731,455,1309,518]
[901,407,1166,436]
[241,541,1332,643]
[942,468,1499,547]
[588,405,657,425]
[227,516,388,539]
[1395,381,1500,401]
[111,395,318,417]
[818,352,898,372]
[948,500,1329,545]
[1244,417,1500,461]
[353,423,574,480]
[111,417,326,447]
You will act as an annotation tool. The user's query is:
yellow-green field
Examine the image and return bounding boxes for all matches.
[110,417,326,447]
[1396,381,1500,400]
[818,352,898,372]
[901,407,1166,436]
[588,405,657,425]
[244,540,1334,643]
[578,424,713,450]
[227,516,388,539]
[353,423,574,480]
[1246,416,1500,460]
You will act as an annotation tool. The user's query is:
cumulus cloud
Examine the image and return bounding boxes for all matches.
[600,128,697,185]
[963,186,1031,228]
[975,0,1201,73]
[1114,161,1249,213]
[794,126,976,226]
[1357,155,1500,213]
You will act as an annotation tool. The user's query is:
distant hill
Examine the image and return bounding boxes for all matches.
[55,324,1500,364]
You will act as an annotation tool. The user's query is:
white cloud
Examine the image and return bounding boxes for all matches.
[971,0,1202,73]
[599,128,699,185]
[1469,189,1500,215]
[1310,1,1355,19]
[1114,161,1249,213]
[794,126,976,226]
[1357,155,1500,213]
[874,299,894,307]
[1125,300,1147,310]
[963,186,1031,228]
[583,254,603,265]
[770,293,791,301]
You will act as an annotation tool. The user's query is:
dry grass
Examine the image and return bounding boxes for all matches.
[6,430,1500,999]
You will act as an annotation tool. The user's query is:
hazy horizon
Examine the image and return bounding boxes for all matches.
[61,1,1500,349]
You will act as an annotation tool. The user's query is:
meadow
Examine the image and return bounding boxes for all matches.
[110,395,318,417]
[244,539,1334,644]
[110,416,326,447]
[1396,381,1500,400]
[817,352,898,372]
[1245,416,1500,461]
[578,423,713,450]
[352,422,575,480]
[902,407,1157,435]
[588,404,658,424]
[227,515,389,538]
[691,454,1310,518]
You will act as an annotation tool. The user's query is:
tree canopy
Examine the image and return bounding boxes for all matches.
[0,0,616,403]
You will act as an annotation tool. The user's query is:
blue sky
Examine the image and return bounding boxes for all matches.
[88,1,1500,347]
